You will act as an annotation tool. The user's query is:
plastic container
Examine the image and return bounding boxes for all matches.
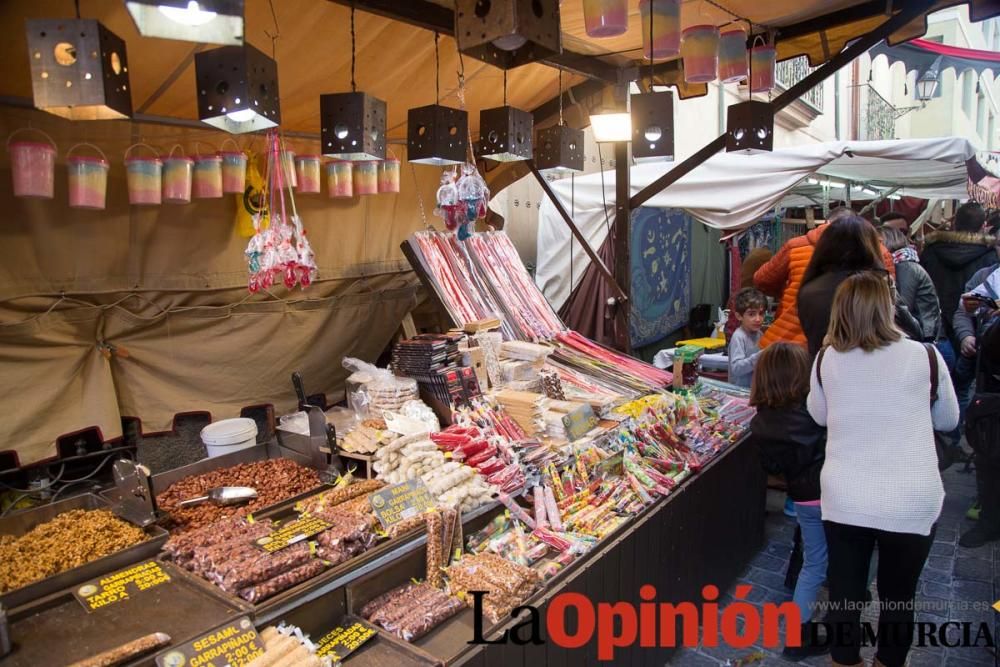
[682,25,720,83]
[639,0,680,59]
[162,146,194,204]
[66,143,109,210]
[281,149,297,189]
[354,161,379,195]
[295,155,322,194]
[124,143,163,206]
[326,161,353,198]
[378,157,400,194]
[8,129,57,199]
[750,45,777,93]
[200,418,259,458]
[582,0,628,38]
[220,142,247,194]
[718,28,749,83]
[193,151,223,199]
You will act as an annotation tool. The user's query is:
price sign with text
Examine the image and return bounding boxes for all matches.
[369,478,435,529]
[156,616,263,667]
[73,560,171,613]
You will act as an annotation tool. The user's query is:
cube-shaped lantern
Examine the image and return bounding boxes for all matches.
[195,43,279,133]
[726,100,773,153]
[631,91,674,159]
[455,0,561,69]
[408,104,469,166]
[535,124,584,173]
[321,92,387,161]
[479,106,533,162]
[126,0,244,45]
[26,19,132,120]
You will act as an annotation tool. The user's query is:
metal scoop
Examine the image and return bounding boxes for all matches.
[177,486,258,508]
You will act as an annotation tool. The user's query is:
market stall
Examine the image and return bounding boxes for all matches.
[0,0,994,665]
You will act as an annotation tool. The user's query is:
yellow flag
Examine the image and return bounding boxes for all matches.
[236,151,268,238]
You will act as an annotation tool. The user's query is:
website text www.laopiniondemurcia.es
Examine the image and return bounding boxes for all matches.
[465,584,999,661]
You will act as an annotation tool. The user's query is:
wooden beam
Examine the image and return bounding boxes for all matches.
[526,159,628,303]
[771,0,890,44]
[613,141,631,353]
[629,0,935,211]
[137,43,204,114]
[325,0,621,83]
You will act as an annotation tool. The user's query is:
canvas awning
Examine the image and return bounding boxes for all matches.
[1,0,997,137]
[526,136,982,310]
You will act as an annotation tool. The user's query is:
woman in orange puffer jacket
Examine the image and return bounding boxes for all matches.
[754,216,895,350]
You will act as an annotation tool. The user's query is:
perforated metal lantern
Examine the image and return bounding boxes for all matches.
[125,0,244,45]
[195,43,279,134]
[408,104,468,166]
[455,0,561,69]
[26,19,132,120]
[631,91,674,159]
[535,124,583,173]
[478,106,533,162]
[321,92,387,161]
[726,100,773,154]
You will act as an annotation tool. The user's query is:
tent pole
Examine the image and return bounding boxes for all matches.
[629,0,935,211]
[526,160,628,304]
[613,141,632,353]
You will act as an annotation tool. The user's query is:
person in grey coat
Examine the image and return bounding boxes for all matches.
[879,226,941,342]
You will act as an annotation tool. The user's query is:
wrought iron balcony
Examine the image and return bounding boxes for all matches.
[864,84,897,140]
[775,57,824,112]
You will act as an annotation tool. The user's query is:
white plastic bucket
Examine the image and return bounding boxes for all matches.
[200,417,259,458]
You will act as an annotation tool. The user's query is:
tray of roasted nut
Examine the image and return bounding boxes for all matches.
[3,559,251,667]
[158,478,430,620]
[0,493,169,609]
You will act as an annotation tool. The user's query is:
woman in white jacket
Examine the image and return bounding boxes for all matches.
[808,271,959,667]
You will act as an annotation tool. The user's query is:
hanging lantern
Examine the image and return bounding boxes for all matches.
[631,91,674,159]
[726,100,773,153]
[582,0,628,38]
[125,0,244,45]
[455,0,561,69]
[750,44,777,93]
[535,125,584,173]
[26,19,132,120]
[195,43,280,133]
[718,27,748,83]
[681,25,719,84]
[479,106,533,162]
[408,105,469,165]
[320,92,387,161]
[639,0,680,59]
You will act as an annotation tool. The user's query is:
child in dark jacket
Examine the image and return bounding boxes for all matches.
[749,342,828,659]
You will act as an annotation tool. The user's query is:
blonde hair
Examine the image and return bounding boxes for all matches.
[825,271,902,352]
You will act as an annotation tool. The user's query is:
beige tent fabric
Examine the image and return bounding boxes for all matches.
[0,108,435,464]
[0,278,419,465]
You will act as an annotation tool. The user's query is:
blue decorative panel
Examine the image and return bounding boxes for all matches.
[629,207,691,348]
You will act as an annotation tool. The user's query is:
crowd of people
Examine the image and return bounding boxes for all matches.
[724,202,1000,667]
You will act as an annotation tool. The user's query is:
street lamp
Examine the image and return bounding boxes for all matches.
[915,56,943,101]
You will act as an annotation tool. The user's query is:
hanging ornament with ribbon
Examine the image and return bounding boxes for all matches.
[245,130,317,292]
